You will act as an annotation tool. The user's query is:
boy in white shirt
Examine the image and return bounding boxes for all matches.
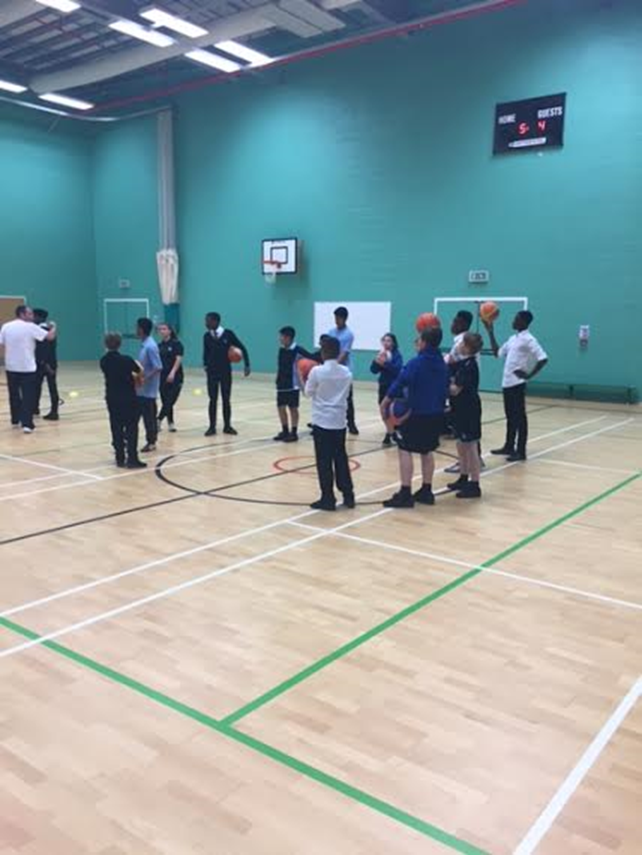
[304,336,355,511]
[0,305,56,433]
[483,310,548,461]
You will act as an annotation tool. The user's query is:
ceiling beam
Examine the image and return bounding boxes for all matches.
[0,0,41,29]
[29,6,273,94]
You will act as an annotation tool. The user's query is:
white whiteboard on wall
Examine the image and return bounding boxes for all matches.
[314,302,392,351]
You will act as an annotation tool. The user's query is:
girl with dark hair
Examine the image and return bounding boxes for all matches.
[370,332,403,446]
[157,323,184,433]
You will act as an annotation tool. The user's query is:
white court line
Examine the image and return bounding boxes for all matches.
[533,457,639,476]
[288,527,642,612]
[0,452,103,481]
[0,414,623,624]
[0,415,630,655]
[0,415,387,502]
[513,677,642,855]
[0,509,391,659]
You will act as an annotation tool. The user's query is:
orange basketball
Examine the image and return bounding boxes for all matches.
[297,358,317,383]
[415,312,441,333]
[228,346,243,364]
[479,301,500,323]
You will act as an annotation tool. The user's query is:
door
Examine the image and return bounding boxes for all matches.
[103,299,150,358]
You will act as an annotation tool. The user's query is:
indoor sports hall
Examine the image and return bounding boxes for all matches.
[0,1,640,854]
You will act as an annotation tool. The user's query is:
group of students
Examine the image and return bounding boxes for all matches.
[100,319,184,468]
[0,305,60,432]
[1,301,547,514]
[297,306,547,511]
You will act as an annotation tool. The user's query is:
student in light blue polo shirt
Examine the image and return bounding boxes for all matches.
[328,306,358,434]
[136,317,162,453]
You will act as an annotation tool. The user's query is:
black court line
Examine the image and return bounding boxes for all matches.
[0,406,556,546]
[155,445,390,507]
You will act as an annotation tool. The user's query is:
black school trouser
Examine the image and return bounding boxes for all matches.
[503,383,528,456]
[207,371,232,430]
[158,378,183,424]
[36,366,60,415]
[138,397,158,445]
[7,371,37,429]
[108,404,140,464]
[313,425,354,503]
[347,386,357,431]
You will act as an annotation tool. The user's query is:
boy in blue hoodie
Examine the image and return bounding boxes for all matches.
[381,326,447,508]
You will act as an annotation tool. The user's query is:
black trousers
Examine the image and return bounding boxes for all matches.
[7,371,37,429]
[313,426,354,503]
[36,366,60,415]
[347,386,357,430]
[108,405,139,464]
[138,397,158,445]
[158,379,183,424]
[207,371,232,430]
[503,384,528,455]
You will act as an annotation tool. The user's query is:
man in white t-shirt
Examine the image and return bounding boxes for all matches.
[304,336,355,511]
[0,305,56,433]
[484,310,547,461]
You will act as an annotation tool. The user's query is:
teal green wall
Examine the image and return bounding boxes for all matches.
[36,0,642,392]
[92,117,162,344]
[171,0,641,390]
[0,118,97,360]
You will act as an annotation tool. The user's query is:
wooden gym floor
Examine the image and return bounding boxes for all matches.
[0,364,640,855]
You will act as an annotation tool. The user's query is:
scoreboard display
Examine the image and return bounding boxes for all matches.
[493,93,566,154]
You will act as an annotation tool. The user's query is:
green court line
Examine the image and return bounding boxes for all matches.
[0,615,488,855]
[0,470,638,855]
[221,471,641,726]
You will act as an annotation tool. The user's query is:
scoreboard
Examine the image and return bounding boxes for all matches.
[493,93,566,154]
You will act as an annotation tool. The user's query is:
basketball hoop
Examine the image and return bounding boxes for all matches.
[263,259,283,285]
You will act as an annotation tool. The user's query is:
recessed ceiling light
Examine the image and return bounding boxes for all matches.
[35,0,81,12]
[40,92,94,111]
[0,79,28,94]
[215,40,273,67]
[185,49,241,73]
[109,20,175,48]
[140,8,208,38]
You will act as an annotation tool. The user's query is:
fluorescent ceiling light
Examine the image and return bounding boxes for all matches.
[109,19,175,47]
[40,92,94,111]
[215,40,273,67]
[185,49,241,73]
[0,79,28,94]
[140,8,208,38]
[35,0,81,11]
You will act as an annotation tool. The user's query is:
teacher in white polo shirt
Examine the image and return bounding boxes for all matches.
[0,305,56,433]
[483,309,548,462]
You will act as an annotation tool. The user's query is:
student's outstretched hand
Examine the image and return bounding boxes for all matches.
[244,365,251,378]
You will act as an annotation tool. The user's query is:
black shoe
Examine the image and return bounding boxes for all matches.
[383,490,414,509]
[283,432,299,443]
[456,483,482,499]
[168,422,177,433]
[342,494,356,509]
[116,459,126,469]
[43,412,59,421]
[447,475,469,491]
[141,443,156,453]
[382,433,392,447]
[273,430,289,442]
[310,499,336,512]
[348,425,359,436]
[127,459,148,469]
[223,426,238,435]
[507,452,527,462]
[205,427,217,437]
[413,486,435,505]
[491,447,513,456]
